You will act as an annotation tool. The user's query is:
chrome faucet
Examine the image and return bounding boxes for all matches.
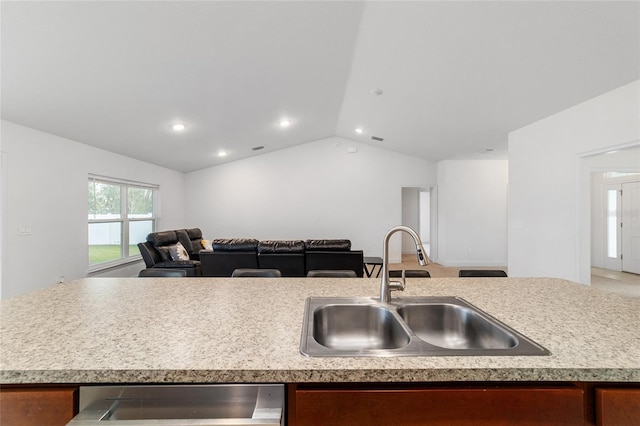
[380,225,428,303]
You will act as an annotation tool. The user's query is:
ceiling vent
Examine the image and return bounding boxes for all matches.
[370,136,384,142]
[251,146,265,151]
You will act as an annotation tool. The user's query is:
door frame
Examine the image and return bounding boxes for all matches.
[577,140,640,285]
[621,180,640,274]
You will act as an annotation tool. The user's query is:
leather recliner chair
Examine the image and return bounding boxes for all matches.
[138,230,202,276]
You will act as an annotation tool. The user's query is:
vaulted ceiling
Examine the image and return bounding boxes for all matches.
[2,1,639,172]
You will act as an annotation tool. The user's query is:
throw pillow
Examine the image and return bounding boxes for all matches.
[169,242,190,261]
[201,239,213,251]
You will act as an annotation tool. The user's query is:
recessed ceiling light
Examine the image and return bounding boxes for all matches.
[369,88,384,96]
[355,128,363,134]
[217,151,227,157]
[172,123,186,131]
[279,119,291,128]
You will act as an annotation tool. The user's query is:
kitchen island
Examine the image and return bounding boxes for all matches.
[1,277,639,424]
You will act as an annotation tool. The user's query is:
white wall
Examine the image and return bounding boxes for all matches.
[1,121,186,298]
[185,136,437,262]
[508,80,640,283]
[436,159,509,267]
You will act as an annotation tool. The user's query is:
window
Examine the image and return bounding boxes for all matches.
[88,175,158,271]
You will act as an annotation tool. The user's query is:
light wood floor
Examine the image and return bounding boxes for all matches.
[388,255,507,278]
[388,255,640,298]
[591,267,640,298]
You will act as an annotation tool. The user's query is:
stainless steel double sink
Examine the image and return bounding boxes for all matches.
[300,296,549,357]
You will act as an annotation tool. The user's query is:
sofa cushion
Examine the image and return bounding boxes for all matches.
[155,260,200,268]
[304,239,351,251]
[156,246,172,261]
[147,230,179,248]
[212,238,259,251]
[258,240,305,254]
[184,228,202,240]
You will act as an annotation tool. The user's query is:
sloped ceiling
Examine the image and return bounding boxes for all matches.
[2,1,639,172]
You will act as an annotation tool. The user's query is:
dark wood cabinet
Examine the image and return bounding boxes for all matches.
[289,383,585,426]
[3,382,639,425]
[0,386,78,426]
[596,388,640,426]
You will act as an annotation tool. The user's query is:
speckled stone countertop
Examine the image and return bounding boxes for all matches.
[1,277,639,384]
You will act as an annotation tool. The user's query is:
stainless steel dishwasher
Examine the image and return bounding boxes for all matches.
[68,384,284,425]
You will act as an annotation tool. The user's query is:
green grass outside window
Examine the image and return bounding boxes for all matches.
[89,245,139,264]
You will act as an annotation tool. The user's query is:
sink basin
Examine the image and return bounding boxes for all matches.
[300,297,549,357]
[313,305,410,350]
[397,304,517,350]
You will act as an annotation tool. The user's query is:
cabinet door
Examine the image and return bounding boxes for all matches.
[0,386,78,426]
[291,385,584,426]
[596,388,640,426]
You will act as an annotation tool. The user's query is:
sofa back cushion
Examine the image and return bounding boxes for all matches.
[176,228,203,257]
[304,239,351,251]
[147,231,180,261]
[212,238,259,251]
[258,240,305,253]
[147,231,179,247]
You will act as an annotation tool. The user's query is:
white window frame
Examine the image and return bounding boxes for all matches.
[88,174,159,273]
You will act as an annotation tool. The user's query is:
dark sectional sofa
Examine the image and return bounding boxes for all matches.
[138,229,364,278]
[200,238,364,277]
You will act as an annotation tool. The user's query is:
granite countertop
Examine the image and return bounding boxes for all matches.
[1,277,639,384]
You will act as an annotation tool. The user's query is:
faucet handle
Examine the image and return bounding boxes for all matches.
[388,272,406,293]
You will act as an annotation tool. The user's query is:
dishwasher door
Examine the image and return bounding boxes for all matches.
[68,384,284,425]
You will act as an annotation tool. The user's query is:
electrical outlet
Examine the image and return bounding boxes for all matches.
[58,276,65,283]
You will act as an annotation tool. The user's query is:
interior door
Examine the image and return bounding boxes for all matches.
[621,181,640,274]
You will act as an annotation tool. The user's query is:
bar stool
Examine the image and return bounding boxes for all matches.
[307,270,357,278]
[138,269,187,277]
[231,268,282,277]
[458,270,507,277]
[389,270,431,278]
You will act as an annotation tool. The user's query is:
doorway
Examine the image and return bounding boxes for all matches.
[593,175,640,274]
[401,186,437,261]
[582,143,640,286]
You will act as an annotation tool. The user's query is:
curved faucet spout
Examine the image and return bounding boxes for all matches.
[380,225,429,303]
